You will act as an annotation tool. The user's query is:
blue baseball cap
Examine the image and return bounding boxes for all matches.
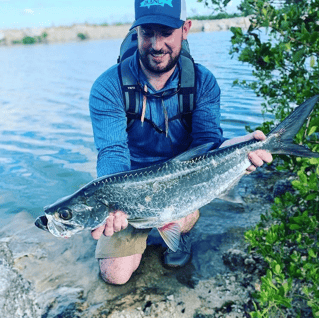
[130,0,187,30]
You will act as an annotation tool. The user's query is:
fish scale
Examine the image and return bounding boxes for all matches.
[35,95,319,251]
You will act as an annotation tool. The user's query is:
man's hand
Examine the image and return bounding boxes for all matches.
[91,211,128,240]
[246,130,273,172]
[220,130,273,172]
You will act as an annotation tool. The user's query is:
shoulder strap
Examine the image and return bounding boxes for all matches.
[118,56,140,128]
[178,54,196,114]
[118,53,196,132]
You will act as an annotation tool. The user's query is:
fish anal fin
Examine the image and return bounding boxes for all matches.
[219,186,245,204]
[157,223,181,252]
[218,172,245,204]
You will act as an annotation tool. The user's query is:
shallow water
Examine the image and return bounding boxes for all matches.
[0,31,270,225]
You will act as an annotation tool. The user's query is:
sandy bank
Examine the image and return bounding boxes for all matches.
[0,17,251,47]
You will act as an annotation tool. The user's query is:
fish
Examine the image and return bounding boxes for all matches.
[35,95,319,251]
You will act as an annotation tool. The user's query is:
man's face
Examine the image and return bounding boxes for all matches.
[137,23,184,74]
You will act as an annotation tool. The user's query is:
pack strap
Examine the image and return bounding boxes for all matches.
[118,57,140,115]
[178,55,196,115]
[119,54,196,132]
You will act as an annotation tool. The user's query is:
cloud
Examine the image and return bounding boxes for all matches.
[24,9,35,14]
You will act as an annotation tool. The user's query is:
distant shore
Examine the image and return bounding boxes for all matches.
[0,16,251,47]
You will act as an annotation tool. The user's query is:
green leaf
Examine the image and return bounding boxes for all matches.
[308,249,316,258]
[289,224,301,230]
[298,172,307,183]
[305,193,317,201]
[309,158,319,165]
[276,298,292,308]
[308,126,317,136]
[292,49,305,63]
[285,42,291,51]
[274,264,281,274]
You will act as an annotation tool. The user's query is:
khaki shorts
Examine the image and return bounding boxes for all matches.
[95,225,151,259]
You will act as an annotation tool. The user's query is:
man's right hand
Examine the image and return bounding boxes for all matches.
[91,211,128,240]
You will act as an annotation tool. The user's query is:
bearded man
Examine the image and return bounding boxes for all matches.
[89,0,272,285]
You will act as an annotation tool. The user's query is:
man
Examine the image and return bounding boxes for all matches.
[89,0,272,285]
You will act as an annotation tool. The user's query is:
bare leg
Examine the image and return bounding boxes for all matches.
[163,210,200,267]
[174,209,200,233]
[99,253,142,285]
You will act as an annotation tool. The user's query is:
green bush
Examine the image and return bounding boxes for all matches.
[204,0,319,316]
[22,36,36,45]
[77,33,87,40]
[17,33,48,45]
[189,12,242,20]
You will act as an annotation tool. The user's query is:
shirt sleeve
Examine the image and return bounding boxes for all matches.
[89,66,131,177]
[190,64,228,149]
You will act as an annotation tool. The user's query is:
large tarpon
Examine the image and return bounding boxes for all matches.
[35,96,319,251]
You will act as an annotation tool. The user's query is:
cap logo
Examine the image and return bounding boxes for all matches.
[140,0,173,9]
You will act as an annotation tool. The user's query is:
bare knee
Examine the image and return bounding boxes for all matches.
[99,254,142,285]
[178,209,200,233]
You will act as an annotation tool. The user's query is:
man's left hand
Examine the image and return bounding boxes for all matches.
[246,130,273,172]
[220,130,273,172]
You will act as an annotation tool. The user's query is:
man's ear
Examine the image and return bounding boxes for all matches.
[182,20,192,40]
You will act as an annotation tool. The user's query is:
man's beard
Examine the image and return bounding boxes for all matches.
[139,47,181,74]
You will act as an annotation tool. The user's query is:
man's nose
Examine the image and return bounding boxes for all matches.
[150,33,164,51]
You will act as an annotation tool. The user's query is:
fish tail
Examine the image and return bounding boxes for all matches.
[266,95,319,158]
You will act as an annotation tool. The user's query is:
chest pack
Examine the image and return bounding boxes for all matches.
[117,29,196,133]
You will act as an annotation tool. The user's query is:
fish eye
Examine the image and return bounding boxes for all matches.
[57,207,72,220]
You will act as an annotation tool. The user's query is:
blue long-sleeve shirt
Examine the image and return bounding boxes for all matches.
[89,51,226,177]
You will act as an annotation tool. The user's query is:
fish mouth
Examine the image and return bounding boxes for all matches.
[35,214,83,238]
[35,215,49,231]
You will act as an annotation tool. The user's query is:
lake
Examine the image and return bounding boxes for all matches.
[0,31,270,226]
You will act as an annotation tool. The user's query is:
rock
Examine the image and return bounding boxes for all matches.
[223,248,267,276]
[222,249,247,270]
[0,244,40,318]
[273,178,294,198]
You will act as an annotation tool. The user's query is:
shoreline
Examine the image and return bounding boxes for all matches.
[0,17,251,47]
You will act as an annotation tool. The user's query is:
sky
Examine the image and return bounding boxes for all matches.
[0,0,241,30]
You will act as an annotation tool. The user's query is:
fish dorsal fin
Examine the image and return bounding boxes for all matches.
[157,223,181,252]
[170,142,220,163]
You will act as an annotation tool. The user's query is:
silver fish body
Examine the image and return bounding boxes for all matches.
[35,95,319,250]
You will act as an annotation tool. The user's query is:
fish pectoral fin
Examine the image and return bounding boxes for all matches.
[128,217,158,227]
[157,223,181,252]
